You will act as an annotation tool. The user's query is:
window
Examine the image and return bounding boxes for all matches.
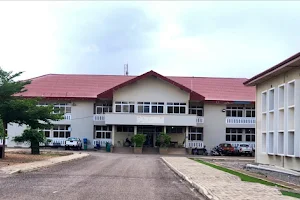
[53,103,72,114]
[137,102,150,113]
[245,107,255,117]
[95,126,112,139]
[188,127,203,141]
[116,126,134,132]
[245,128,255,142]
[189,105,204,116]
[226,128,243,141]
[115,101,135,113]
[167,103,186,114]
[53,125,71,138]
[151,102,164,113]
[269,89,275,111]
[166,126,185,134]
[44,130,51,138]
[226,107,243,117]
[96,102,112,114]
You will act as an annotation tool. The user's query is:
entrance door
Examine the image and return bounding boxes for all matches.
[137,126,163,147]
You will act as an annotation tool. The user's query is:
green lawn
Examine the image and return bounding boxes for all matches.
[193,159,300,199]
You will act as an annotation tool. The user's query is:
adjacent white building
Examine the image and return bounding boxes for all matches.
[4,70,256,152]
[245,52,300,170]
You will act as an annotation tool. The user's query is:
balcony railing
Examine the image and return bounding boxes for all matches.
[187,141,204,148]
[64,114,72,120]
[226,117,255,124]
[196,116,204,123]
[46,138,67,146]
[93,139,112,147]
[93,114,105,121]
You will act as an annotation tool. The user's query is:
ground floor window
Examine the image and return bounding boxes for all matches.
[188,127,203,141]
[166,126,185,134]
[226,128,243,141]
[245,128,255,142]
[95,125,112,139]
[53,125,71,138]
[116,125,134,132]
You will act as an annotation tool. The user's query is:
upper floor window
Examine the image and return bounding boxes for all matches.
[245,107,255,117]
[137,102,164,113]
[189,105,203,116]
[226,128,243,141]
[167,103,186,114]
[226,106,243,117]
[38,102,71,114]
[166,126,185,134]
[115,101,134,113]
[96,105,112,114]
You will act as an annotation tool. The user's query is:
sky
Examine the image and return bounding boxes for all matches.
[0,1,299,80]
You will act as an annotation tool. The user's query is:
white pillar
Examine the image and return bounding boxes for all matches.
[134,126,137,135]
[163,126,166,133]
[112,125,115,145]
[185,126,189,148]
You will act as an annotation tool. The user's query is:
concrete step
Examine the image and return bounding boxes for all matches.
[113,147,133,154]
[143,147,159,154]
[167,148,187,155]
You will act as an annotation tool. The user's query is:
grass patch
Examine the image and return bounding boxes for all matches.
[194,159,287,188]
[280,190,300,198]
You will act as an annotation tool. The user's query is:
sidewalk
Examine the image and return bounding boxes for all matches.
[162,157,294,200]
[1,152,89,174]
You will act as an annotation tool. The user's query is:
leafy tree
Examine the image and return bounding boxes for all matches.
[0,67,63,157]
[14,129,46,154]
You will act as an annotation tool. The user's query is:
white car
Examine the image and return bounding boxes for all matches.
[65,137,82,150]
[238,144,253,156]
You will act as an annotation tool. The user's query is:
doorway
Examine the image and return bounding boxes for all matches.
[137,126,163,147]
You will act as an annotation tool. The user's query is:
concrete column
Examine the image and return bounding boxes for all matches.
[112,125,115,145]
[163,126,166,133]
[185,126,189,148]
[134,126,137,135]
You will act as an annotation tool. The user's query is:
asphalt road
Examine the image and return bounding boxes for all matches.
[0,153,203,200]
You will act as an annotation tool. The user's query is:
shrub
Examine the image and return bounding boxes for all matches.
[157,132,171,148]
[132,134,146,147]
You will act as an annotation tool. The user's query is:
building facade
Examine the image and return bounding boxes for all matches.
[4,70,256,151]
[245,52,300,170]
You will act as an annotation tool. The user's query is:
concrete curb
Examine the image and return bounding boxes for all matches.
[1,153,90,174]
[161,157,220,200]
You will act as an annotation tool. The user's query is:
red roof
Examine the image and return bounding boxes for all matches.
[244,52,300,86]
[18,71,255,102]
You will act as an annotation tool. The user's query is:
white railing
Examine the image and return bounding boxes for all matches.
[93,114,105,121]
[196,116,204,123]
[0,139,8,145]
[93,139,112,147]
[230,142,255,150]
[64,114,72,120]
[187,141,204,148]
[226,117,256,124]
[46,138,66,146]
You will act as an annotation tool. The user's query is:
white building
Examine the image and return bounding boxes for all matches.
[245,52,300,170]
[4,70,256,152]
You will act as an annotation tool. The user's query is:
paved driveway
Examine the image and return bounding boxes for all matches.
[0,153,203,200]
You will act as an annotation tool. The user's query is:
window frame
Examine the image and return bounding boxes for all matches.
[189,105,204,116]
[115,101,135,113]
[226,128,243,142]
[94,125,112,139]
[188,127,203,141]
[52,125,71,138]
[166,102,186,114]
[245,128,255,142]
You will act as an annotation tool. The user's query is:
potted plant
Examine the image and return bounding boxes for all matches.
[157,132,171,154]
[131,134,146,154]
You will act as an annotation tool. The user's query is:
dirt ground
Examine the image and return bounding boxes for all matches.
[0,151,71,168]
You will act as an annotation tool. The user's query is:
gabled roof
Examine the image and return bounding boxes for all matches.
[97,70,205,100]
[17,72,255,102]
[244,52,300,86]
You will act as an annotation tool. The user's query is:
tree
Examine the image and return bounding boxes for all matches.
[0,67,63,157]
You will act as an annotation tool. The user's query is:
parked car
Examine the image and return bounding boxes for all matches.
[218,143,235,155]
[65,137,82,150]
[238,144,253,156]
